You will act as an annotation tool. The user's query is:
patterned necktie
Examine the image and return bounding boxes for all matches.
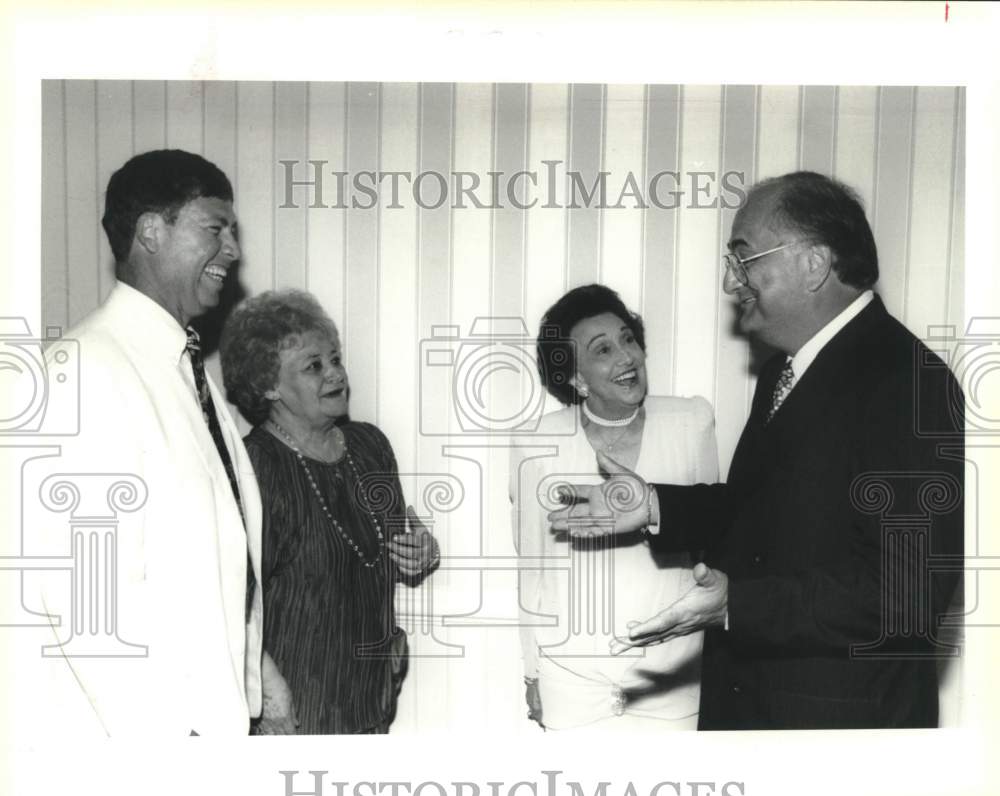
[766,360,795,424]
[185,327,255,618]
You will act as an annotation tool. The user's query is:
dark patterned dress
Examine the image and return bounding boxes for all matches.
[245,422,406,734]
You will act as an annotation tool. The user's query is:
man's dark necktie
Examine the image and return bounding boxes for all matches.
[766,360,795,424]
[185,327,255,619]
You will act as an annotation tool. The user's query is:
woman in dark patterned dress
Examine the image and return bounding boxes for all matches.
[220,289,439,734]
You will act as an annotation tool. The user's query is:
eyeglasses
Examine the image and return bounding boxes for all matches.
[722,242,800,287]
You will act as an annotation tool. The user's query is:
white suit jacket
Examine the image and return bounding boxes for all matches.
[28,282,262,737]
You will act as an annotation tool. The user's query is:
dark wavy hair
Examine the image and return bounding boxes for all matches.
[536,284,646,406]
[754,171,879,289]
[102,149,234,264]
[220,289,339,426]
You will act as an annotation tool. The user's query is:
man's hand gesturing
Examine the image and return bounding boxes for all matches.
[547,450,655,538]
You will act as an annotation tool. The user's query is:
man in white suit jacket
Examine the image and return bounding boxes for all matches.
[31,149,286,736]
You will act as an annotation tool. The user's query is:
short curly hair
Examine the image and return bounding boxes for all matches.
[536,284,646,406]
[220,289,339,426]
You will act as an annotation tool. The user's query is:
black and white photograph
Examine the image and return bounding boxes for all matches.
[2,3,998,796]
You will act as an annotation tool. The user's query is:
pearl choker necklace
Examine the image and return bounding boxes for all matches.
[581,402,639,427]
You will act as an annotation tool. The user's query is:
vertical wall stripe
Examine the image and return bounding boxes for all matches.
[905,87,958,337]
[377,82,420,475]
[674,85,722,403]
[491,84,530,320]
[165,82,203,154]
[304,82,347,330]
[947,87,965,333]
[642,84,681,398]
[130,82,136,154]
[873,86,916,320]
[566,84,604,287]
[638,85,649,315]
[343,82,381,424]
[834,86,878,214]
[63,81,99,327]
[757,85,801,180]
[415,81,457,457]
[447,82,493,414]
[715,85,757,478]
[427,81,480,733]
[871,90,884,250]
[443,79,494,592]
[95,81,133,303]
[132,81,166,154]
[487,81,530,732]
[800,85,837,174]
[203,82,238,192]
[234,83,276,299]
[381,86,423,735]
[490,82,531,488]
[273,82,309,290]
[450,84,494,335]
[302,85,312,288]
[901,94,918,325]
[41,81,67,333]
[201,81,206,154]
[523,84,569,417]
[271,86,277,288]
[62,82,70,326]
[830,87,840,175]
[601,84,646,313]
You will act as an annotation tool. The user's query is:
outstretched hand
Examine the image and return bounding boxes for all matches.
[546,450,654,537]
[610,563,729,654]
[388,506,440,577]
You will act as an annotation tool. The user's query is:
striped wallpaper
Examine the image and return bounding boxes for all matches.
[40,81,966,731]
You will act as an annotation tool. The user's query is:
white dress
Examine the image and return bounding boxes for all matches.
[510,396,719,730]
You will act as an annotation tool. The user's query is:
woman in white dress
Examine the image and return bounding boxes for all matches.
[510,284,718,731]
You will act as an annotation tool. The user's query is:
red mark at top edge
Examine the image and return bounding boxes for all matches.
[945,2,950,22]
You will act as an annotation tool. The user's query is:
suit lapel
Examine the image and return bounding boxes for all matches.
[759,296,887,432]
[728,296,888,488]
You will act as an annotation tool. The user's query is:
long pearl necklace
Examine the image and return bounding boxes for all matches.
[269,420,385,569]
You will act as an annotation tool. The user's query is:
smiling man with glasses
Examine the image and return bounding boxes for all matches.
[550,171,964,730]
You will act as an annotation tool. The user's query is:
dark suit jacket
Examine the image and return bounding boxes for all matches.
[653,296,964,729]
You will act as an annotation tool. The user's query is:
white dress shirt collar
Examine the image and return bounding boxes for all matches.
[105,281,191,364]
[789,290,874,381]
